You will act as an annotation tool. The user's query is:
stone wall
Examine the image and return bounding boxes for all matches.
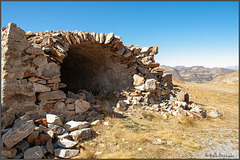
[1,23,172,128]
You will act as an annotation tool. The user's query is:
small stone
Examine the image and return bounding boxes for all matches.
[38,90,66,101]
[91,120,100,126]
[48,124,66,135]
[57,132,70,140]
[35,134,52,146]
[123,50,132,58]
[152,67,165,72]
[69,128,93,141]
[63,121,90,132]
[47,130,54,138]
[26,46,44,55]
[46,114,63,126]
[208,109,223,118]
[2,120,35,148]
[46,140,54,154]
[67,103,75,111]
[145,79,157,92]
[24,146,44,159]
[33,83,51,92]
[134,84,145,91]
[116,101,129,111]
[16,140,29,152]
[41,145,48,155]
[103,121,109,126]
[151,46,158,53]
[133,74,145,86]
[57,138,78,148]
[1,147,17,158]
[74,99,91,115]
[104,33,114,44]
[14,152,24,159]
[140,47,151,53]
[48,77,61,83]
[65,98,75,104]
[41,62,61,78]
[54,148,79,159]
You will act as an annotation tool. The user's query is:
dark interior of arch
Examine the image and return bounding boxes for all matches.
[60,42,133,96]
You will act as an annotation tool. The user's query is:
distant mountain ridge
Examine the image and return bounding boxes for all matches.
[161,65,237,83]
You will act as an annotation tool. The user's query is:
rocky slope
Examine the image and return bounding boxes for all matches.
[161,65,236,83]
[210,70,239,84]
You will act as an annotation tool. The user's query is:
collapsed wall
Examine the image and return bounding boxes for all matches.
[1,23,214,159]
[1,23,173,128]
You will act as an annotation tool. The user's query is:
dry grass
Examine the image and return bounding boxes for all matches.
[74,79,238,159]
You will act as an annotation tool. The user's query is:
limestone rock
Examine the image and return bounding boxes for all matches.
[48,124,66,135]
[54,148,80,159]
[69,128,93,141]
[38,90,66,101]
[104,32,114,44]
[26,131,39,143]
[133,74,145,86]
[151,46,158,53]
[57,138,78,148]
[145,79,157,92]
[134,84,145,91]
[140,47,151,53]
[208,109,223,118]
[116,101,129,111]
[176,90,186,102]
[46,114,63,126]
[63,120,90,132]
[33,83,51,92]
[24,146,44,159]
[1,147,17,158]
[2,120,35,148]
[75,99,91,115]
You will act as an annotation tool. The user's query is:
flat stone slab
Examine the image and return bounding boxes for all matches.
[54,148,80,158]
[2,120,35,148]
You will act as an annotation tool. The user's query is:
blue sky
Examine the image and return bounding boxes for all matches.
[1,1,239,68]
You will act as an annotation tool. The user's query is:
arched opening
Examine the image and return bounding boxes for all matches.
[60,42,133,96]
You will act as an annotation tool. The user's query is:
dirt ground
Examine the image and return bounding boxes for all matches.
[73,79,239,159]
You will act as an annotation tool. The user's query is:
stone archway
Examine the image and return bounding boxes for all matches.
[1,23,165,123]
[60,42,132,95]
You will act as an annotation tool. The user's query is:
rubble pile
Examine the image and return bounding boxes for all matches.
[1,113,97,159]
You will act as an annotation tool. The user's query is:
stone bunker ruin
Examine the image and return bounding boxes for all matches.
[1,23,173,126]
[1,23,211,159]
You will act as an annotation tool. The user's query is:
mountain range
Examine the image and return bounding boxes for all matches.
[160,65,238,83]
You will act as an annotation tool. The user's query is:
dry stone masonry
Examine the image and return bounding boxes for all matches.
[1,23,221,159]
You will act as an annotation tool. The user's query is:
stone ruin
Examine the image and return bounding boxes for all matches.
[1,23,215,159]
